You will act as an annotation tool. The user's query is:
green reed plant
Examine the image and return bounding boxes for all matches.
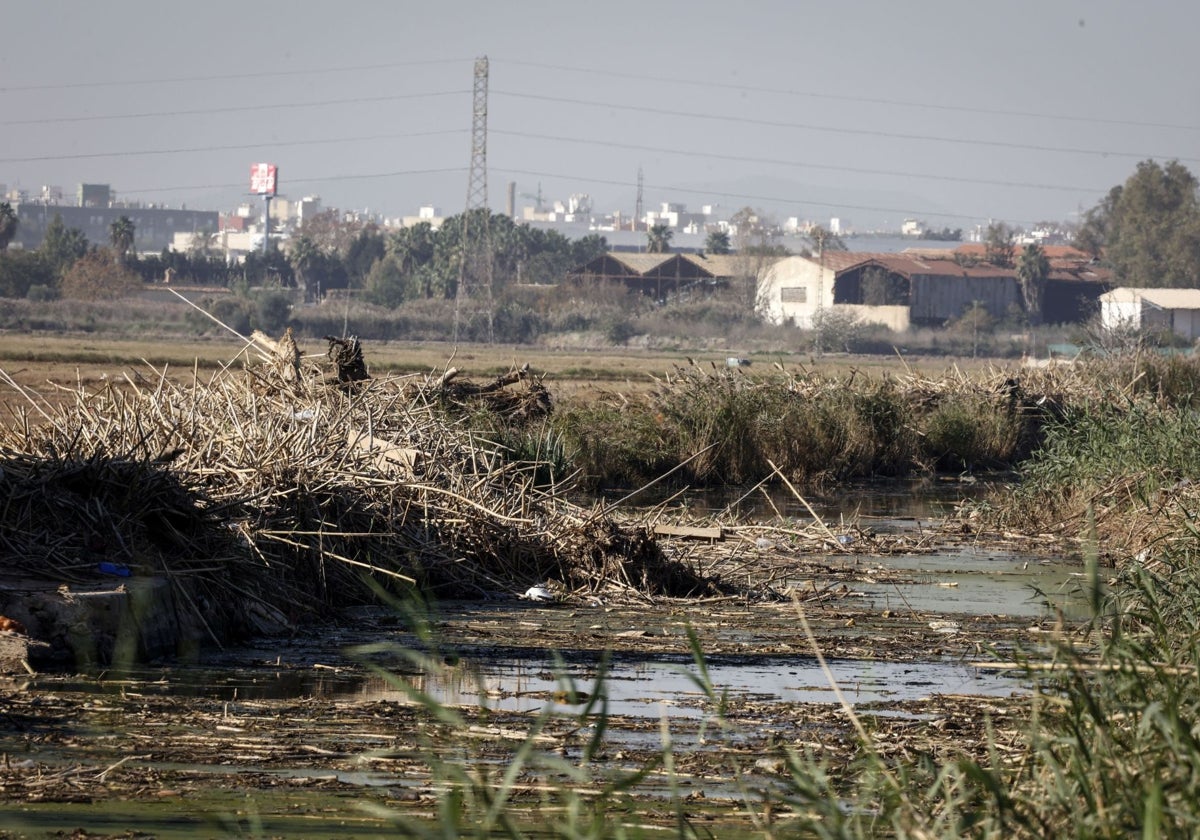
[553,370,1039,491]
[1003,394,1200,532]
[921,393,1021,472]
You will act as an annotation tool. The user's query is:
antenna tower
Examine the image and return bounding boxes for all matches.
[634,165,644,232]
[454,56,493,342]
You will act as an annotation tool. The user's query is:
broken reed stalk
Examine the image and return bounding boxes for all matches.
[0,339,718,631]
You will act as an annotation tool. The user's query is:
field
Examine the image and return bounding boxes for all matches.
[6,331,1195,836]
[0,330,1010,414]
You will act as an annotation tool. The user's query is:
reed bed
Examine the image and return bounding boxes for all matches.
[0,333,719,643]
[552,359,1085,490]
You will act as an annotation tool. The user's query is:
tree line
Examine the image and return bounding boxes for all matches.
[5,159,1198,315]
[0,206,610,304]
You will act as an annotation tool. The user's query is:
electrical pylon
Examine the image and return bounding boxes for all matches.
[634,165,644,233]
[454,56,493,343]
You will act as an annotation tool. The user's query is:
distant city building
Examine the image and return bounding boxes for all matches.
[78,183,112,208]
[11,190,218,254]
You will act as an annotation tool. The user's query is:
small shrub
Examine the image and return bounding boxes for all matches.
[253,290,293,333]
[25,284,57,302]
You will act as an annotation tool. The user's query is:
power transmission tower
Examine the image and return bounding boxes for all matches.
[634,165,644,233]
[454,55,493,343]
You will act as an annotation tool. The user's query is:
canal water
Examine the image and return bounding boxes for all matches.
[3,476,1079,836]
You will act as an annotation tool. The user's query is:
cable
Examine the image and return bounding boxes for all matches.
[0,58,472,93]
[120,166,466,195]
[493,90,1200,164]
[0,129,467,164]
[0,90,470,127]
[496,58,1200,134]
[490,128,1104,193]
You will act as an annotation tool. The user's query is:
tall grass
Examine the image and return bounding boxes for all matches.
[349,538,1200,837]
[552,369,1032,491]
[998,394,1200,549]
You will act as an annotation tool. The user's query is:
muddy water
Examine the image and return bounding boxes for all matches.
[2,477,1074,835]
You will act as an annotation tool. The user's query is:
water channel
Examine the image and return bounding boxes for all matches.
[2,476,1084,835]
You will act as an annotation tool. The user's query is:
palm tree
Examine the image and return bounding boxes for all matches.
[109,215,135,263]
[704,229,731,255]
[289,235,323,302]
[0,202,18,251]
[1016,243,1050,324]
[646,223,673,254]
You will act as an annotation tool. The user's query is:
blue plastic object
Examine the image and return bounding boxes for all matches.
[98,562,131,577]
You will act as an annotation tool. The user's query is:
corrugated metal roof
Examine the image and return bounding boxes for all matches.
[808,252,1013,278]
[679,253,777,277]
[1100,287,1200,309]
[1047,264,1113,284]
[953,243,1090,261]
[603,253,674,273]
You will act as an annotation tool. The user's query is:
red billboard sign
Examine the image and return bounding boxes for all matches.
[250,163,278,196]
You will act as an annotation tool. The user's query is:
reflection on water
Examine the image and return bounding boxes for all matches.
[341,654,1019,716]
[619,476,1008,534]
[826,547,1088,619]
[34,650,1019,721]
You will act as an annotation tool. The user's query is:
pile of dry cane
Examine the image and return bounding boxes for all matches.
[0,331,719,643]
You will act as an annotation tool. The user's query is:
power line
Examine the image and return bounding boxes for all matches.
[4,122,1101,196]
[119,166,466,196]
[490,128,1105,193]
[0,58,473,93]
[0,129,467,164]
[492,90,1200,165]
[0,90,470,127]
[497,58,1200,134]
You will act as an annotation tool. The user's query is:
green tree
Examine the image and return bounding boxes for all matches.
[646,223,673,254]
[344,228,386,289]
[243,248,294,288]
[254,290,293,332]
[109,215,135,264]
[289,235,323,302]
[0,250,55,298]
[364,255,408,308]
[40,213,89,277]
[571,233,608,267]
[1074,186,1121,259]
[1083,159,1200,287]
[984,222,1015,267]
[704,229,732,255]
[1016,243,1050,324]
[0,202,18,251]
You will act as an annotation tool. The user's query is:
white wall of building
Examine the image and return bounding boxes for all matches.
[757,255,834,327]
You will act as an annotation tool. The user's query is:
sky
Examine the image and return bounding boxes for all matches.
[2,1,1198,234]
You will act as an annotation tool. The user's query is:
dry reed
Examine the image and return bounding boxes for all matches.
[0,332,718,642]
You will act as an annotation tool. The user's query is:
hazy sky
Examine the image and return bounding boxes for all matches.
[2,1,1197,232]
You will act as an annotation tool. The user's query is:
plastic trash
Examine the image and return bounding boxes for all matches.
[837,534,855,546]
[522,585,556,602]
[98,562,131,577]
